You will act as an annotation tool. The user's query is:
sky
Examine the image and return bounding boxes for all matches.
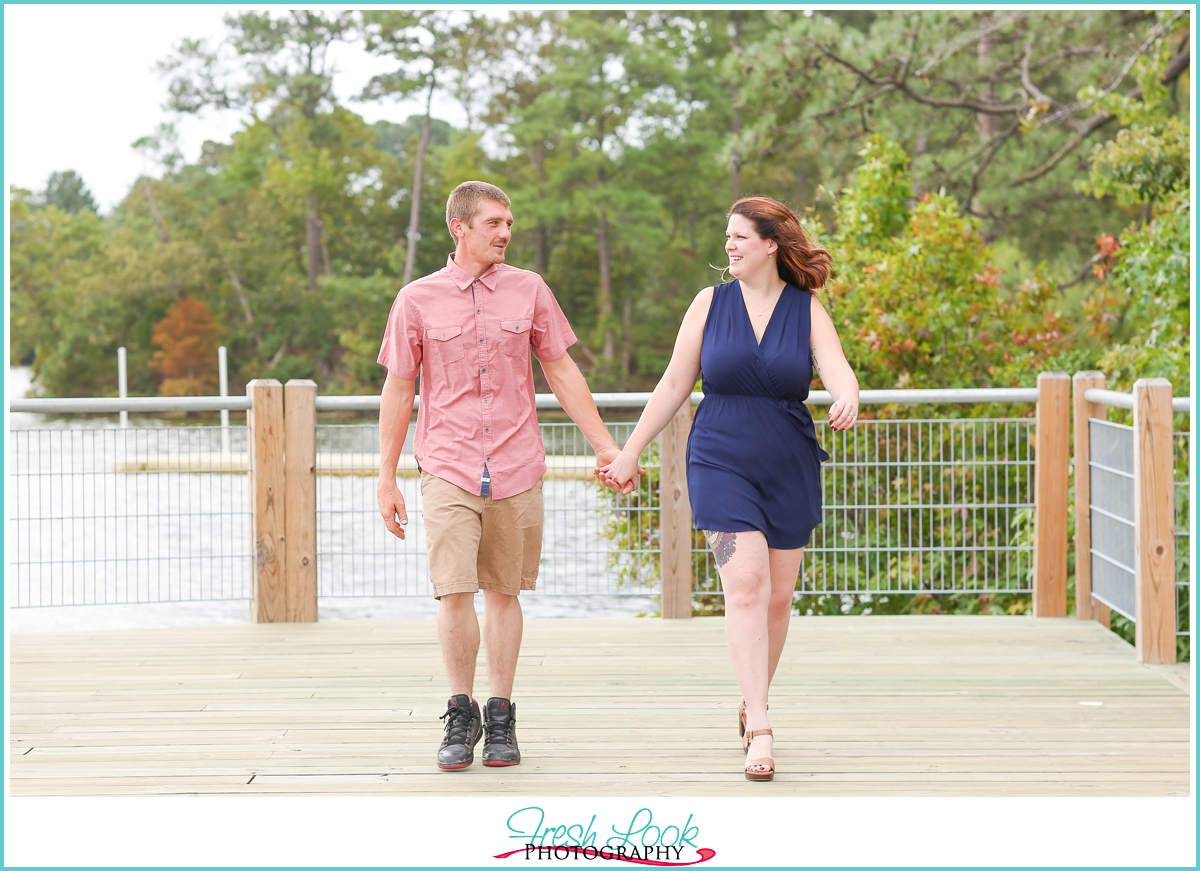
[3,5,464,212]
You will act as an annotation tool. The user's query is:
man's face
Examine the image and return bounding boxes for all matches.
[454,200,513,267]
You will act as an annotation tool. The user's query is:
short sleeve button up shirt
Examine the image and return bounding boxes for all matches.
[378,254,577,499]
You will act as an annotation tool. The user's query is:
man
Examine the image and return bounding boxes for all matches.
[377,181,628,770]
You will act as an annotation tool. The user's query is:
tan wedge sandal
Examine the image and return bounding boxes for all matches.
[738,699,767,750]
[744,728,775,782]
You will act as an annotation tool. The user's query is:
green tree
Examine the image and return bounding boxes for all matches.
[360,10,497,286]
[40,170,99,213]
[161,10,357,291]
[1076,38,1191,392]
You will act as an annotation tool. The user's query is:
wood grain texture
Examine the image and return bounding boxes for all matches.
[660,401,694,619]
[284,380,318,623]
[1072,372,1106,621]
[1034,372,1071,617]
[248,380,286,623]
[9,616,1189,796]
[1133,379,1176,665]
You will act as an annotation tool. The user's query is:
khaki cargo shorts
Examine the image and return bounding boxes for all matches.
[420,472,544,599]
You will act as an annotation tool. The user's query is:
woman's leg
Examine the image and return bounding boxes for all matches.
[766,547,805,685]
[707,529,774,772]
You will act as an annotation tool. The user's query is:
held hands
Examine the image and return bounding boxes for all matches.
[377,478,409,539]
[596,448,645,495]
[827,395,860,431]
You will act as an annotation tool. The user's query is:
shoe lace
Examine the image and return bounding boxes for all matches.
[440,705,472,744]
[486,712,514,746]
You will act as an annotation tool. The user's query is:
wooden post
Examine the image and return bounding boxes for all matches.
[1033,372,1070,617]
[1072,371,1106,621]
[1133,378,1176,664]
[659,401,693,619]
[248,379,286,623]
[285,380,318,622]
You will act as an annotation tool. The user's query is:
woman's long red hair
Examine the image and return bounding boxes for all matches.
[729,197,832,291]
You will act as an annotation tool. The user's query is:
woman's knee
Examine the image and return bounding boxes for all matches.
[722,574,771,611]
[768,586,795,617]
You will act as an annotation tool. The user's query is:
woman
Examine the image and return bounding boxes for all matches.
[600,197,859,781]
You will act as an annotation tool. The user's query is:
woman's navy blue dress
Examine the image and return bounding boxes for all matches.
[686,280,829,549]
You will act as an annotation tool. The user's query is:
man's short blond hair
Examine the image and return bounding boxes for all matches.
[445,181,511,240]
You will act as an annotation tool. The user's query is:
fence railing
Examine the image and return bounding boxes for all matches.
[1073,372,1191,665]
[10,374,1188,660]
[9,382,1046,615]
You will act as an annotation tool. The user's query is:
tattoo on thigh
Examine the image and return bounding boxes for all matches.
[705,531,737,568]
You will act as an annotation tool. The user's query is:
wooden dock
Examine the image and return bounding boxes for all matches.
[9,615,1190,796]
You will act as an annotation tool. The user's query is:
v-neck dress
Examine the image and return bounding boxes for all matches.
[686,279,829,549]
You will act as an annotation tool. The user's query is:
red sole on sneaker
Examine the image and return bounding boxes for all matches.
[483,760,520,767]
[438,763,473,770]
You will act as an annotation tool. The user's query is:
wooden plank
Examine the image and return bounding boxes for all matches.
[1033,372,1071,617]
[284,379,318,622]
[248,379,286,623]
[1072,371,1106,620]
[659,400,693,619]
[1133,378,1177,664]
[9,617,1190,797]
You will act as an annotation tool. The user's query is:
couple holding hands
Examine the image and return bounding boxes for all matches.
[377,181,859,781]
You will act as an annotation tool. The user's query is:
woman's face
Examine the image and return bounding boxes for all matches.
[725,213,776,279]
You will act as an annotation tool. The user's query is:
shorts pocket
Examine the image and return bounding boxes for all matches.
[426,325,465,364]
[500,319,532,358]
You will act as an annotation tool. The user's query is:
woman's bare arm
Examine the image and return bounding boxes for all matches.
[810,294,859,430]
[599,287,713,488]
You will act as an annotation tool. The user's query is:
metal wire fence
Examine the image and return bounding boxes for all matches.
[691,417,1035,604]
[1088,421,1192,642]
[9,414,1040,608]
[315,421,656,598]
[1175,431,1190,641]
[9,424,251,607]
[1088,419,1135,619]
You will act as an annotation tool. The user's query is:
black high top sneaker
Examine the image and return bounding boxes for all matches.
[437,694,482,770]
[482,697,521,766]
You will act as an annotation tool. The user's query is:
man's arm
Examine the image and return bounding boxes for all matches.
[539,351,620,465]
[378,373,417,539]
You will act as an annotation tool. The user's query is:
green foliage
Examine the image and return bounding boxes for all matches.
[1078,117,1189,207]
[9,9,1189,411]
[823,135,1079,393]
[1078,43,1191,394]
[598,439,662,593]
[40,170,99,213]
[834,135,912,249]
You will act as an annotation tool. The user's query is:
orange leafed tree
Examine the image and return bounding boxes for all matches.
[150,297,223,395]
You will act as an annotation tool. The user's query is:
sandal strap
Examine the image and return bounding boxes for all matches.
[746,728,773,739]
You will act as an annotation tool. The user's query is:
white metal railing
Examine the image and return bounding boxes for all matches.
[1084,387,1191,415]
[1075,376,1190,664]
[12,387,1040,415]
[10,384,1046,615]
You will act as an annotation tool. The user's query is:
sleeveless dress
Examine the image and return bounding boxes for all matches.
[686,280,829,549]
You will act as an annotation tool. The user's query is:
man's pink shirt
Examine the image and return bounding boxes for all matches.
[378,254,577,500]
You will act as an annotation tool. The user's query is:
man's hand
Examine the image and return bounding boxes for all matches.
[378,478,409,539]
[597,448,646,496]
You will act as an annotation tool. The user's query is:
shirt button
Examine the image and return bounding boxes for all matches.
[479,339,484,343]
[477,309,481,314]
[485,428,490,432]
[481,368,487,373]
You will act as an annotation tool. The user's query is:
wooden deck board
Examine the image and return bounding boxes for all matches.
[9,615,1191,796]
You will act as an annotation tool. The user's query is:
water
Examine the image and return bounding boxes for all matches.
[5,369,658,632]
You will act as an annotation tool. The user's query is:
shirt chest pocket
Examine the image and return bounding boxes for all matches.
[500,319,532,358]
[426,325,465,365]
